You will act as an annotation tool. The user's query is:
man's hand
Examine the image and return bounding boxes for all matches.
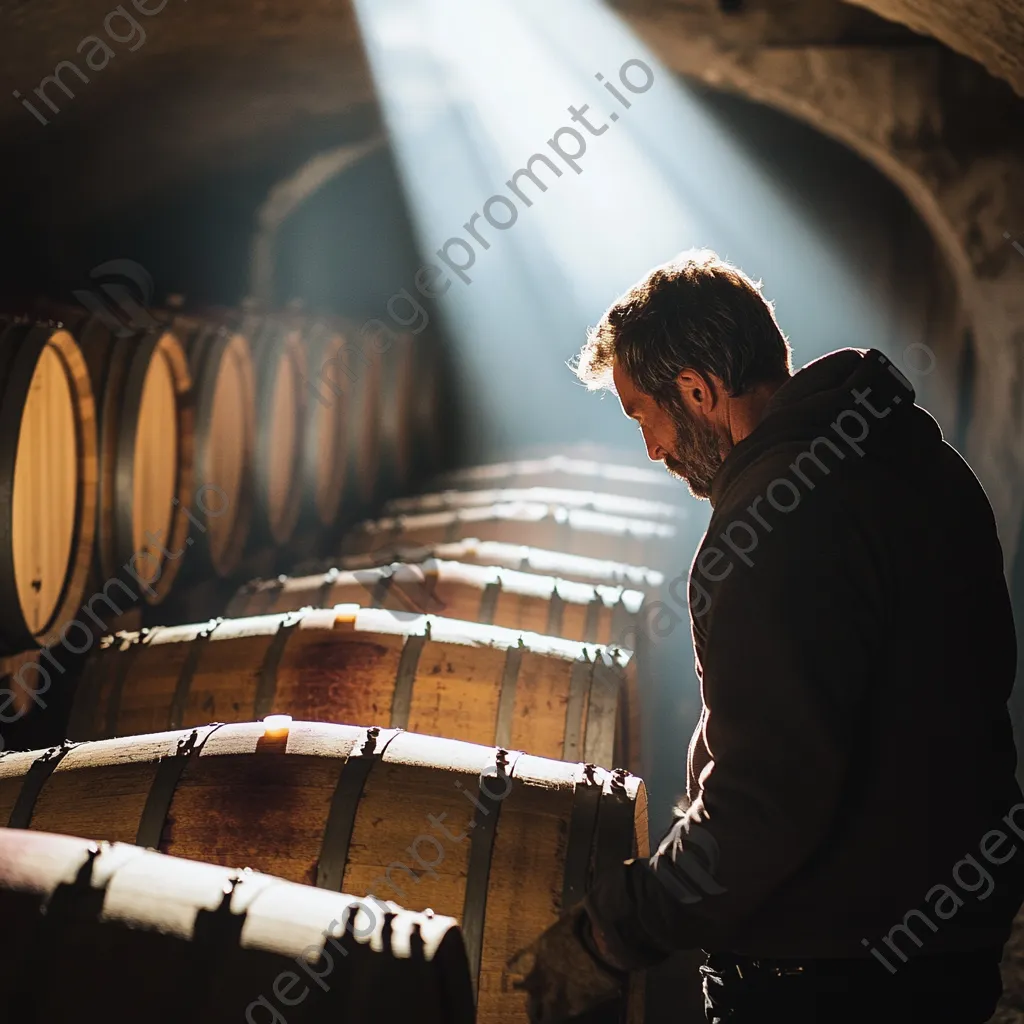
[507,901,627,1023]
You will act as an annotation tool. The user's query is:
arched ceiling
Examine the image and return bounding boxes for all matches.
[843,0,1024,98]
[2,0,378,226]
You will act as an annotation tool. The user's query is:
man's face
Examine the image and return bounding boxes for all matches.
[612,360,727,500]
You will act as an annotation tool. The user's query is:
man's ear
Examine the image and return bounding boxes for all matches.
[675,368,718,414]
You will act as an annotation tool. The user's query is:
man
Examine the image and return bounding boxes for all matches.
[513,249,1024,1022]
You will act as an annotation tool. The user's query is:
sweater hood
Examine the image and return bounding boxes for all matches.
[709,347,943,509]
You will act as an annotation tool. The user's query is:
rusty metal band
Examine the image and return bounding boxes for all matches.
[561,766,604,910]
[167,619,221,731]
[135,725,223,849]
[389,631,428,729]
[104,633,147,739]
[583,596,604,643]
[8,743,77,828]
[462,749,523,1002]
[582,655,622,768]
[316,567,341,608]
[443,515,461,543]
[257,576,287,616]
[365,565,396,609]
[493,644,523,748]
[545,587,566,637]
[561,658,592,761]
[556,509,572,554]
[252,612,305,719]
[315,727,400,892]
[609,591,634,648]
[477,579,502,625]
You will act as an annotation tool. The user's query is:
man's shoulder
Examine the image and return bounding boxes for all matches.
[709,439,852,529]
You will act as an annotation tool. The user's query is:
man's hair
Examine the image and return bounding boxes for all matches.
[574,248,792,404]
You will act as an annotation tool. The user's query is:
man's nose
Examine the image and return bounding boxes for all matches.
[642,430,665,463]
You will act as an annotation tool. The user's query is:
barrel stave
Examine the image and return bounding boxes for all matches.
[342,752,477,927]
[30,744,161,846]
[166,747,346,886]
[406,637,507,739]
[268,615,404,727]
[477,754,579,1023]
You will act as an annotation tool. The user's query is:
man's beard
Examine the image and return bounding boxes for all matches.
[661,396,729,500]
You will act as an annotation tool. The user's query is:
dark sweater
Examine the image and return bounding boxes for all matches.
[588,347,1024,963]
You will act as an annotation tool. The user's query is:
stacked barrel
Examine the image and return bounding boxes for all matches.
[0,301,685,1022]
[0,306,444,709]
[0,305,486,1023]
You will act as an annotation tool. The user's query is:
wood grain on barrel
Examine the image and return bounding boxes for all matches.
[131,349,179,582]
[85,325,193,605]
[0,324,97,652]
[66,607,639,772]
[228,559,646,646]
[309,327,349,526]
[205,332,253,571]
[0,827,475,1024]
[0,722,647,1024]
[12,344,77,635]
[267,337,300,541]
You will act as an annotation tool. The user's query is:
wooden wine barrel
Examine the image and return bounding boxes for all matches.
[227,559,647,647]
[343,502,677,571]
[250,316,309,547]
[0,722,648,1023]
[300,320,354,536]
[377,332,417,501]
[169,315,257,579]
[297,539,665,593]
[385,486,684,522]
[299,316,384,518]
[0,827,474,1024]
[435,454,687,504]
[65,606,639,772]
[77,315,195,605]
[345,324,385,513]
[0,323,98,652]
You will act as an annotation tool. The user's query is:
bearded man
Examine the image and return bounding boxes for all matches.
[512,250,1024,1023]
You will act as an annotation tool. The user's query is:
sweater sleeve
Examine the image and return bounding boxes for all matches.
[586,476,881,959]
